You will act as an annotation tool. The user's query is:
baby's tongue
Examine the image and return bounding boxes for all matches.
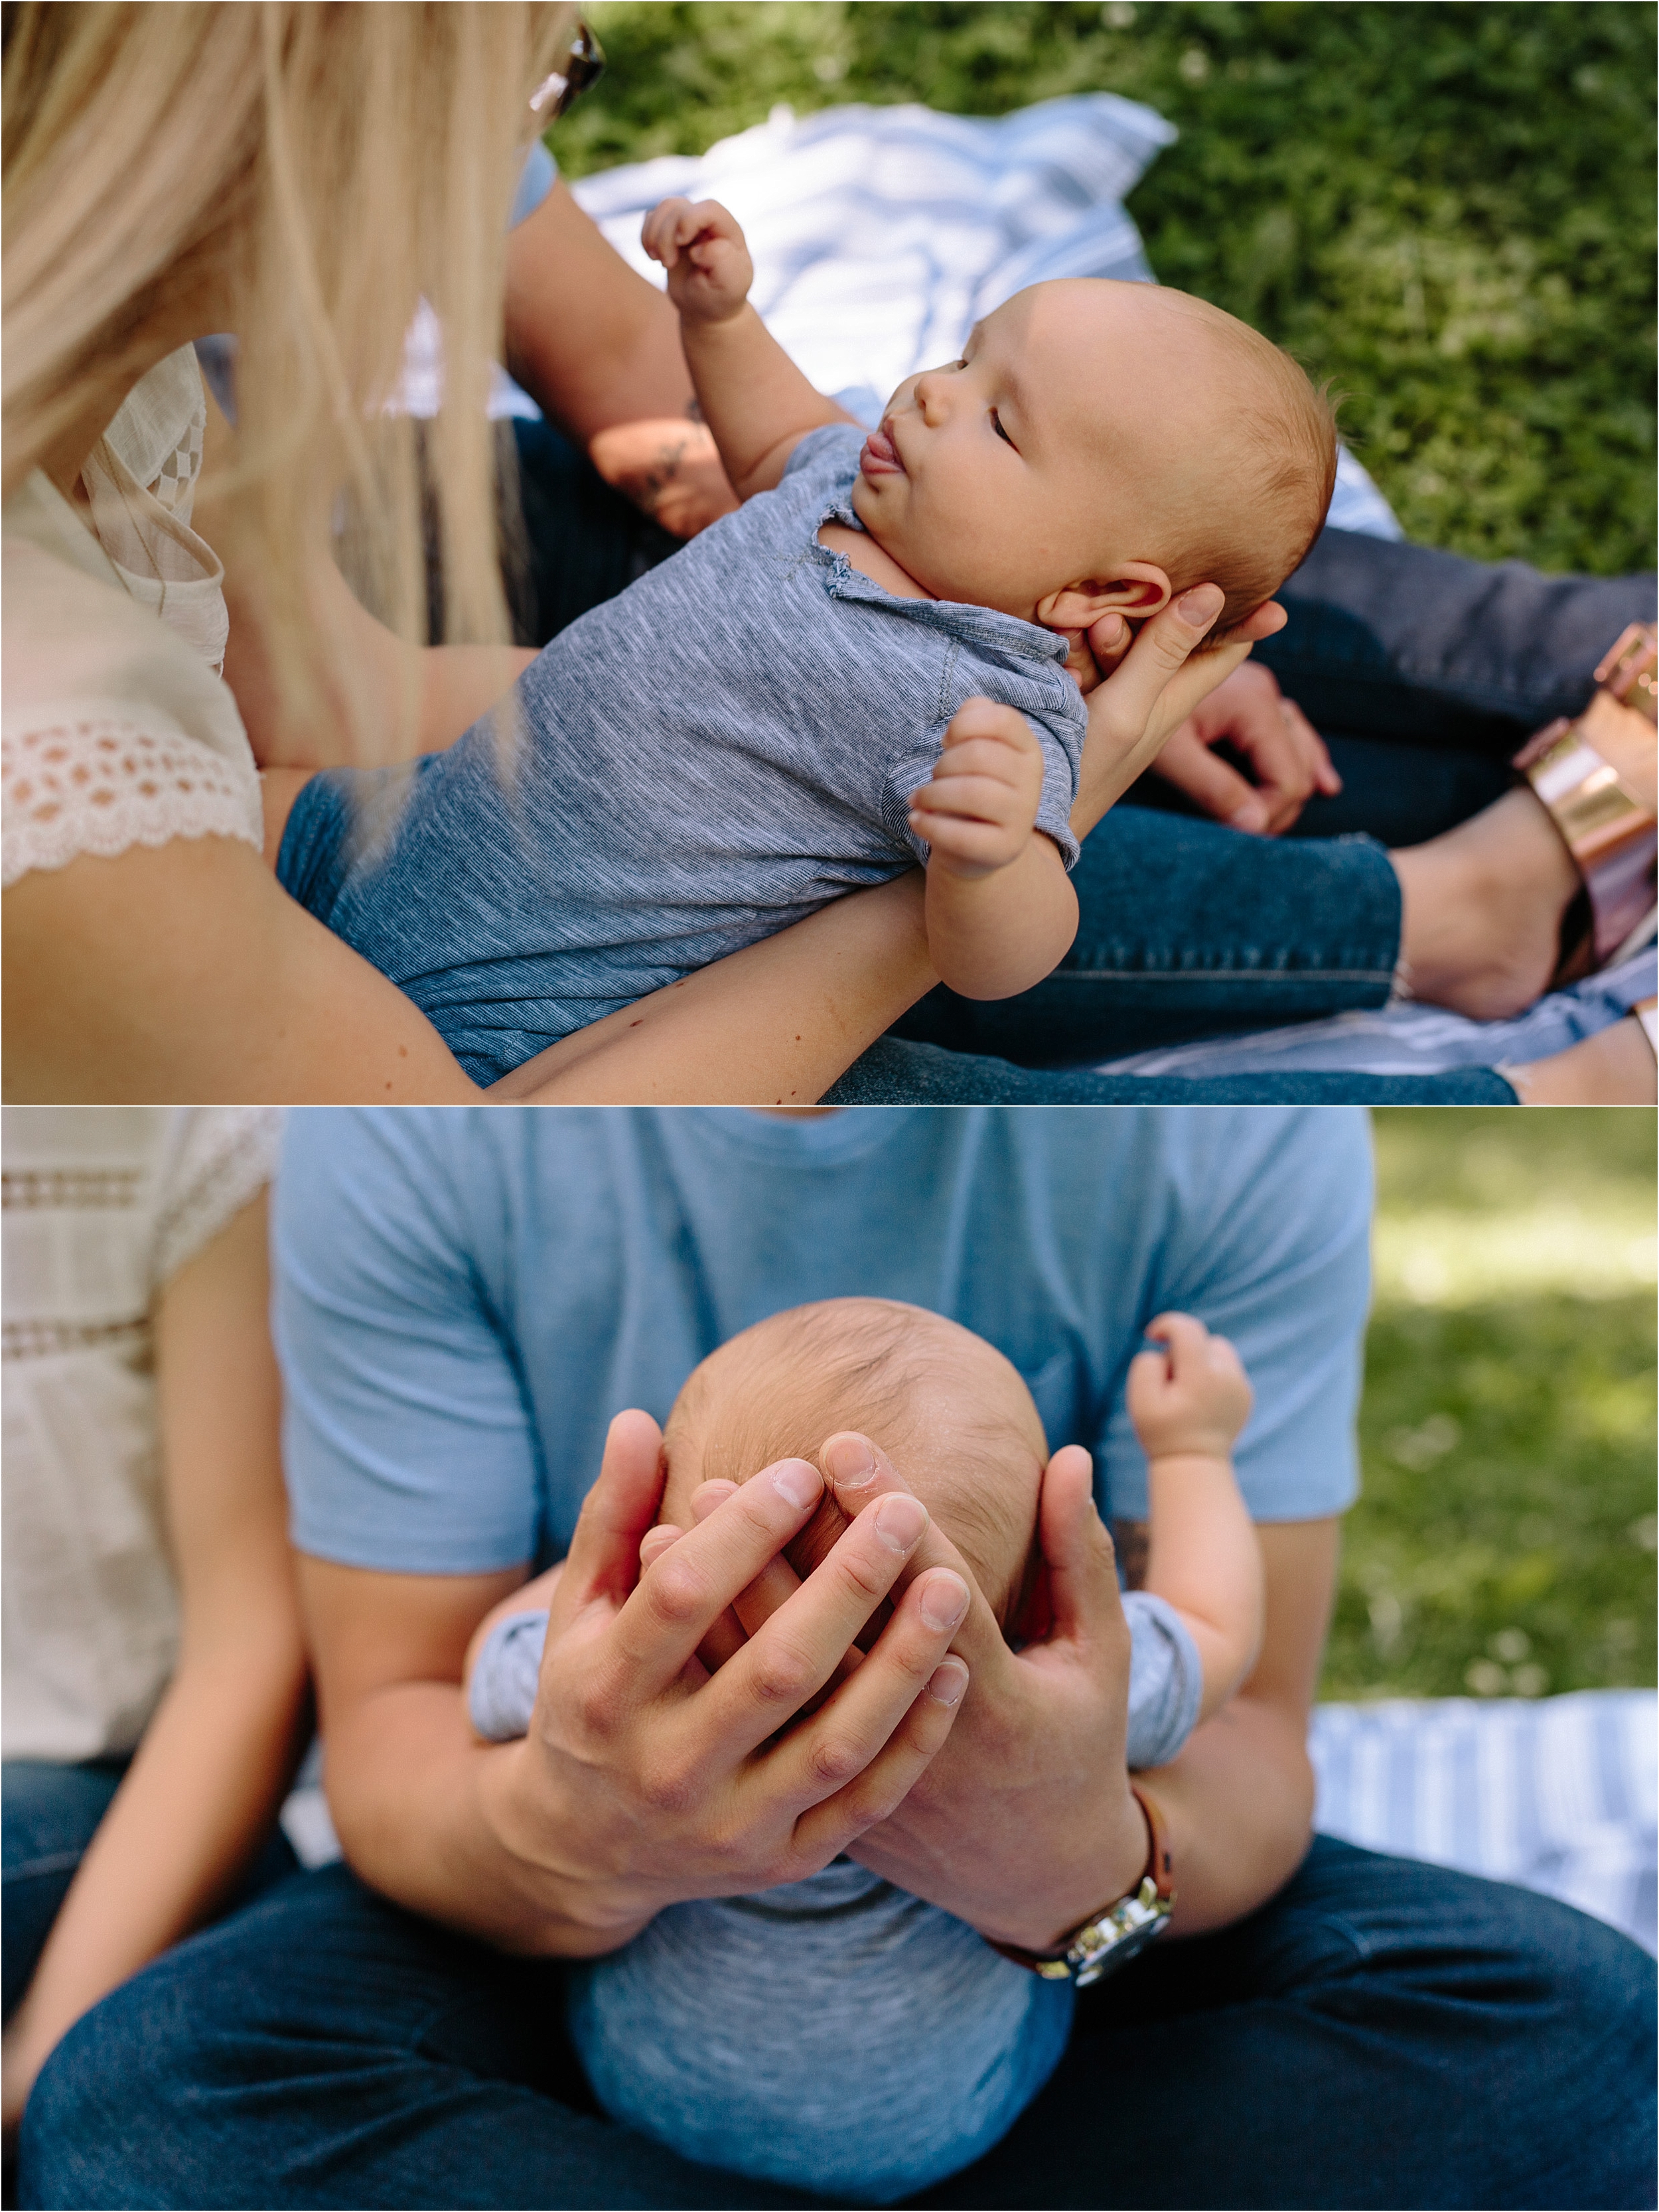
[861,427,903,475]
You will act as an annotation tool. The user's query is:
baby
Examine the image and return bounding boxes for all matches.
[277,198,1336,1084]
[468,1298,1261,2203]
[278,204,1333,1081]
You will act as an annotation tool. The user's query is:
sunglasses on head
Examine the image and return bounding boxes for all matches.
[529,21,605,122]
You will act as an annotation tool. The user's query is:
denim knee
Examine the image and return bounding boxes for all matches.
[18,1981,174,2211]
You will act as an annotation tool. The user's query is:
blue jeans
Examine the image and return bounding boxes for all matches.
[1,1760,299,2028]
[2,1762,129,2022]
[508,430,1654,1103]
[19,1838,1654,2210]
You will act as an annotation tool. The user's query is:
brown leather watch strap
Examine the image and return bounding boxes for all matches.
[987,1781,1173,1971]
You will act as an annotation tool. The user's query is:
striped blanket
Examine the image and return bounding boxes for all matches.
[1311,1691,1656,1955]
[281,1690,1657,1955]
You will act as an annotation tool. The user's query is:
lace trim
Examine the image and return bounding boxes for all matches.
[2,1315,147,1362]
[2,1168,144,1210]
[2,719,260,889]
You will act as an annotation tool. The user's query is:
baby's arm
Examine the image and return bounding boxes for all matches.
[912,700,1079,999]
[1125,1314,1263,1725]
[642,198,847,498]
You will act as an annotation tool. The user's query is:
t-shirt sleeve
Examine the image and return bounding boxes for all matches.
[883,706,1081,871]
[1094,1109,1372,1525]
[511,140,559,228]
[273,1109,543,1574]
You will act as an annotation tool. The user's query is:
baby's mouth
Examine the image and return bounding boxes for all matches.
[859,423,905,478]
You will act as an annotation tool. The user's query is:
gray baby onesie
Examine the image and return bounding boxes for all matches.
[470,1588,1200,2202]
[277,425,1089,1083]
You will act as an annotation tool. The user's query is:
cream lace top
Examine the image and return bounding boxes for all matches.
[1,345,263,890]
[2,1106,283,1763]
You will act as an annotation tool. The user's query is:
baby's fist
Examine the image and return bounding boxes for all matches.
[910,699,1046,879]
[1127,1313,1253,1462]
[642,197,753,324]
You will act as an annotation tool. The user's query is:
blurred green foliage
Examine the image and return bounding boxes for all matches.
[558,1,1656,573]
[1323,1109,1658,1700]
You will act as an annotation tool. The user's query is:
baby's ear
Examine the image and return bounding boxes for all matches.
[1037,565,1172,634]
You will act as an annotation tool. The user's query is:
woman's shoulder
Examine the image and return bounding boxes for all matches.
[2,531,261,891]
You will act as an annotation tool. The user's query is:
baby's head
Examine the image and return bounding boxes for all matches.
[851,277,1336,643]
[661,1299,1047,1633]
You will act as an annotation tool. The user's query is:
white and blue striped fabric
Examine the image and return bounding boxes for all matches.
[281,1691,1656,1955]
[1092,945,1658,1083]
[1310,1691,1656,1955]
[560,94,1400,541]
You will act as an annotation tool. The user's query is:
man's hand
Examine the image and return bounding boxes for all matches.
[478,1411,974,1951]
[910,700,1046,879]
[642,198,754,324]
[587,417,740,539]
[1153,661,1340,833]
[656,1432,1148,1953]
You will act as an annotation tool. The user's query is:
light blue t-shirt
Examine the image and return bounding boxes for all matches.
[275,1106,1367,1568]
[275,426,1088,1082]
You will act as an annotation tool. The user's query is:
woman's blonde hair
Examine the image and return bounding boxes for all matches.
[3,1,571,742]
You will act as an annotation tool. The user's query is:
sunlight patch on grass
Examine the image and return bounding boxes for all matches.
[1373,1204,1656,1308]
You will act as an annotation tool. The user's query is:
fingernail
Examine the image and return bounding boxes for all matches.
[1177,583,1224,626]
[824,1436,878,1489]
[926,1657,970,1707]
[770,1460,822,1510]
[874,1493,928,1553]
[1229,799,1269,833]
[920,1571,970,1631]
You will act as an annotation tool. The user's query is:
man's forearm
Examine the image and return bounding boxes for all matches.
[1147,1691,1315,1935]
[326,1685,643,1959]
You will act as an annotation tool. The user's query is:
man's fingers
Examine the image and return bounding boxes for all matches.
[818,1432,1015,1681]
[699,1492,948,1759]
[608,1458,826,1696]
[1153,726,1271,833]
[557,1409,667,1615]
[1285,699,1342,794]
[789,1653,969,1863]
[1035,1444,1129,1659]
[762,1566,972,1820]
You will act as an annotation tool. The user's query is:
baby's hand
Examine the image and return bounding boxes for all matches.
[910,699,1046,880]
[1127,1312,1253,1462]
[641,197,754,324]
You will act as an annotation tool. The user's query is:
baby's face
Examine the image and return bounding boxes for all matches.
[658,1302,1047,1631]
[849,277,1303,626]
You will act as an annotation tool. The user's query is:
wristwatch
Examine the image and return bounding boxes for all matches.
[987,1783,1175,1988]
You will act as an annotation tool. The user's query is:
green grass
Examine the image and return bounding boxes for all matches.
[1321,1110,1657,1702]
[557,1,1656,574]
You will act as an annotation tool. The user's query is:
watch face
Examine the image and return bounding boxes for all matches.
[1074,1911,1168,1988]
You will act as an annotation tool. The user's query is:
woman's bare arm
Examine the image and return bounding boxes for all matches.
[3,834,936,1105]
[1,1196,309,2124]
